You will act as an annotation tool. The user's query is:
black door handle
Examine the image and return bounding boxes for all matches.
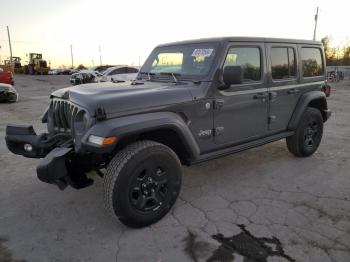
[288,89,300,94]
[269,91,278,99]
[253,93,267,99]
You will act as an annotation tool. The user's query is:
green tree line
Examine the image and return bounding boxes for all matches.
[321,36,350,66]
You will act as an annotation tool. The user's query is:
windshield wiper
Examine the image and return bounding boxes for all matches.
[139,71,155,81]
[160,72,181,84]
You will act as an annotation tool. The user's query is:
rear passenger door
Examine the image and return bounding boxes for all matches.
[214,43,269,145]
[266,44,300,131]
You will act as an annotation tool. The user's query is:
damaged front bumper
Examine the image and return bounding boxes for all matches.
[5,124,69,158]
[36,147,73,190]
[5,124,93,190]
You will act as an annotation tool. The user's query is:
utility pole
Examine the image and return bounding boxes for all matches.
[70,44,74,69]
[7,26,13,65]
[99,45,102,66]
[313,7,319,40]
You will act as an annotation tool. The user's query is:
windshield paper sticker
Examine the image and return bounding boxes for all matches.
[192,49,213,57]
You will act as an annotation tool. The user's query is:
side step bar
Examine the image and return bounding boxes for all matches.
[192,131,294,164]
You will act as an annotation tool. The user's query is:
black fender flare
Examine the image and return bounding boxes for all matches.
[288,91,328,130]
[81,112,200,160]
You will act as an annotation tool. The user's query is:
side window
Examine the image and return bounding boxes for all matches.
[224,47,261,82]
[301,48,324,77]
[271,47,296,80]
[127,67,139,73]
[108,69,117,75]
[109,67,127,75]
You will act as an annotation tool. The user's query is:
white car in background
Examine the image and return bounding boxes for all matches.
[48,69,60,75]
[97,66,139,83]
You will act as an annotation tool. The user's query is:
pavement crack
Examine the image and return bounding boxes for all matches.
[115,229,126,262]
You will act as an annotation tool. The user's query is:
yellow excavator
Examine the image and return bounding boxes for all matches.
[0,60,13,72]
[0,57,23,73]
[11,57,23,74]
[24,53,50,75]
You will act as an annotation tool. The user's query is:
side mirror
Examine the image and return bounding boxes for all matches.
[221,66,243,89]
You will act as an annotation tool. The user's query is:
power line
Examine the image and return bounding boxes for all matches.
[0,39,39,44]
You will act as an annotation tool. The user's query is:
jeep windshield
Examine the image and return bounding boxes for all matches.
[140,42,219,81]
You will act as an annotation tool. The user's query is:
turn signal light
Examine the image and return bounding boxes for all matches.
[88,135,117,146]
[102,136,117,145]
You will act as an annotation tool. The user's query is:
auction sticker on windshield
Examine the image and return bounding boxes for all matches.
[191,49,214,57]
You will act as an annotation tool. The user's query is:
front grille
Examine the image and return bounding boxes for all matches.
[49,99,79,133]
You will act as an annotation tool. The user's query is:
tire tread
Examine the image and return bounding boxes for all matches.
[103,140,181,225]
[286,107,323,157]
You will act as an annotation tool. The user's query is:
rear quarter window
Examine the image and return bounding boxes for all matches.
[301,47,324,77]
[271,47,296,80]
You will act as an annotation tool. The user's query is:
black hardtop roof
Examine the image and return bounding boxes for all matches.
[157,37,321,47]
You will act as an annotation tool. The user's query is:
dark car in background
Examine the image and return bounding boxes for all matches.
[0,83,18,102]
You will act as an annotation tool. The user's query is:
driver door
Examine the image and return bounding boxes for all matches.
[214,43,269,145]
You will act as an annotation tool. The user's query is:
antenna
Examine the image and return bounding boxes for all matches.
[70,44,74,69]
[99,45,102,66]
[313,7,319,40]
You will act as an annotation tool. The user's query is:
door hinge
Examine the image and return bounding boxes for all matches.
[213,99,224,110]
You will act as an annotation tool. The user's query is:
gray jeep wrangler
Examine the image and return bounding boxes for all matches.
[5,37,331,228]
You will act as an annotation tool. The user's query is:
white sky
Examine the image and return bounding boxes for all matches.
[0,0,349,68]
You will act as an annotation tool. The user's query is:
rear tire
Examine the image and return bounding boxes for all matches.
[103,140,182,228]
[286,107,323,157]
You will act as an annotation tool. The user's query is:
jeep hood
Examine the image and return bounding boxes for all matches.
[51,81,194,116]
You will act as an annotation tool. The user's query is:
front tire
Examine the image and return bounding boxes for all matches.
[103,140,182,228]
[286,107,323,157]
